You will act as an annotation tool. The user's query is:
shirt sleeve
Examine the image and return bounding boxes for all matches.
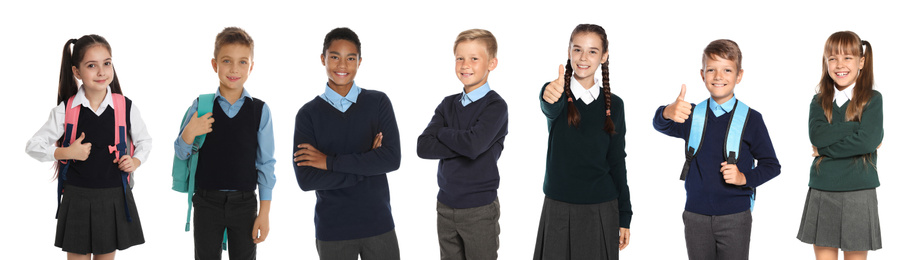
[652,105,692,140]
[25,102,67,162]
[257,103,277,201]
[416,99,459,159]
[607,99,632,228]
[435,98,508,160]
[817,92,884,158]
[808,95,860,148]
[741,112,781,188]
[293,105,363,191]
[128,102,152,164]
[329,93,402,176]
[539,82,566,124]
[174,99,199,160]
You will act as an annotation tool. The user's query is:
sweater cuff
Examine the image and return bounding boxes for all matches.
[619,211,632,229]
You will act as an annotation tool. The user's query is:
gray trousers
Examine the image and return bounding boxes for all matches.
[683,210,752,260]
[315,229,400,260]
[437,198,500,260]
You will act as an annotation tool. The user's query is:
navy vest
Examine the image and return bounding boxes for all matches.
[67,98,133,188]
[195,97,263,191]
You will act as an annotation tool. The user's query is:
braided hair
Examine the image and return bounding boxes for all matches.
[564,24,615,134]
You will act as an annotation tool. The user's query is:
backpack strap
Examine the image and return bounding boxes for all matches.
[183,93,216,232]
[680,99,710,180]
[56,95,81,219]
[724,100,750,164]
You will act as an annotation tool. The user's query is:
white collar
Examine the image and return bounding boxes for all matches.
[70,85,113,116]
[570,76,602,105]
[834,83,855,107]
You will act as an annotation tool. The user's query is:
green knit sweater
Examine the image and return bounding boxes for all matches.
[808,90,883,191]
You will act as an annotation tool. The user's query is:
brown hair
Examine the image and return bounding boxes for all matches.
[701,39,742,71]
[214,27,254,58]
[58,35,122,105]
[454,29,497,59]
[817,31,874,123]
[563,24,614,134]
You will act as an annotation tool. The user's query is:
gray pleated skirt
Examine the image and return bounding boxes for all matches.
[55,184,145,254]
[796,188,882,251]
[534,197,619,260]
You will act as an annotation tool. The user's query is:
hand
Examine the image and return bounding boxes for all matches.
[619,227,630,250]
[67,132,91,161]
[720,162,746,186]
[294,143,327,170]
[372,132,383,150]
[662,84,692,123]
[114,155,141,172]
[877,142,882,150]
[252,213,270,244]
[811,145,819,157]
[542,65,566,104]
[181,112,214,145]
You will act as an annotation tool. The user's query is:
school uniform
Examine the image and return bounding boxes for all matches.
[417,82,508,260]
[26,86,151,254]
[293,83,401,260]
[797,86,883,251]
[535,79,631,260]
[174,88,276,260]
[653,95,781,260]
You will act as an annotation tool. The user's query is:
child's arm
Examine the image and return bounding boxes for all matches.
[321,93,402,176]
[173,100,214,160]
[808,95,860,147]
[540,65,567,121]
[417,99,459,159]
[736,112,781,188]
[26,102,73,162]
[652,85,692,139]
[293,108,362,191]
[607,98,632,230]
[256,104,277,201]
[814,93,883,158]
[252,200,270,244]
[116,102,153,172]
[434,99,507,160]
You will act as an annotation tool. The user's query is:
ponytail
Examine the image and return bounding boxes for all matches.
[58,35,122,105]
[563,59,580,127]
[847,40,874,122]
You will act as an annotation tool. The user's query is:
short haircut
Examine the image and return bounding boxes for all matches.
[454,29,497,59]
[214,27,254,58]
[702,39,742,70]
[322,27,361,57]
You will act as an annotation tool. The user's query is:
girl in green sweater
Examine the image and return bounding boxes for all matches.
[798,31,883,260]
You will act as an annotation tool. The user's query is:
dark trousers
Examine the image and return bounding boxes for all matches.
[437,198,500,260]
[683,210,752,260]
[193,190,258,260]
[316,229,400,260]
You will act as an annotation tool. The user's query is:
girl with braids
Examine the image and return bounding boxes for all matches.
[535,24,631,259]
[26,35,150,260]
[798,31,883,260]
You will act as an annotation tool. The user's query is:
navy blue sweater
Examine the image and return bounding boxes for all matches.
[416,91,508,209]
[67,97,132,188]
[653,103,781,215]
[293,89,401,241]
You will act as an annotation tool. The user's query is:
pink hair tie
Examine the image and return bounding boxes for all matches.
[567,97,573,102]
[606,109,611,116]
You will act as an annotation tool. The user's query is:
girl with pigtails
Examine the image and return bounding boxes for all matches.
[26,35,150,260]
[535,24,631,260]
[798,31,883,260]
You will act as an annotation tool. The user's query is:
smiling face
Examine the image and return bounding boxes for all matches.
[701,55,743,104]
[568,32,608,89]
[825,52,864,89]
[72,45,114,92]
[212,43,253,91]
[321,39,361,92]
[455,40,497,92]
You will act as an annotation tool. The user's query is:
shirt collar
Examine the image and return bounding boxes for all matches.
[570,76,602,105]
[322,82,361,104]
[461,82,491,106]
[709,95,737,117]
[71,85,113,115]
[214,88,252,104]
[834,83,855,107]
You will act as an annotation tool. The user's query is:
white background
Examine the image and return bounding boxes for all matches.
[3,0,903,259]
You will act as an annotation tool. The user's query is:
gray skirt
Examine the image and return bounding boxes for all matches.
[55,184,145,254]
[796,188,881,251]
[533,197,619,260]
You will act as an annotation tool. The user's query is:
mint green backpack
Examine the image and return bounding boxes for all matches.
[172,93,215,231]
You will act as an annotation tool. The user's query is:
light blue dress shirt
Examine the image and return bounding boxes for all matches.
[709,95,738,117]
[460,82,491,107]
[320,82,361,112]
[174,88,277,201]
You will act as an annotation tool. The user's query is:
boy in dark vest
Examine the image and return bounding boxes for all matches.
[293,27,401,260]
[174,27,275,260]
[653,39,781,260]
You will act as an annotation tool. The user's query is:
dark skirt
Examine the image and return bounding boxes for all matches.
[797,188,882,251]
[55,184,145,254]
[534,197,619,260]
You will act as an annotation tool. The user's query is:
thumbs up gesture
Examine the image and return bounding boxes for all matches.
[542,65,567,104]
[663,84,693,123]
[69,132,91,161]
